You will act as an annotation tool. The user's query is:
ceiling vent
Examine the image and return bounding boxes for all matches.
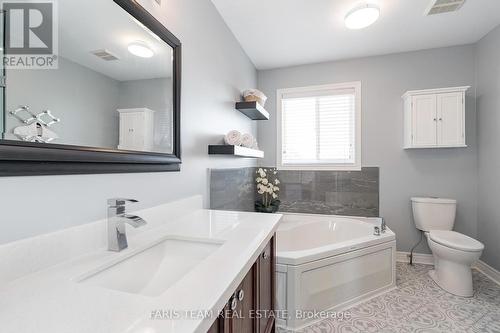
[425,0,466,15]
[91,49,119,61]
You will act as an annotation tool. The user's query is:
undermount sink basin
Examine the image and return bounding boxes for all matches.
[79,237,223,297]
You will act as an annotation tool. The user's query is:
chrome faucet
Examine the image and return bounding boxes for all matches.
[107,198,147,252]
[380,217,387,233]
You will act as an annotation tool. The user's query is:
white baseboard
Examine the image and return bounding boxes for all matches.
[396,251,434,265]
[396,251,500,286]
[474,260,500,286]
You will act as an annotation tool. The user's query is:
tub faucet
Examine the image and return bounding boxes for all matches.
[380,218,387,233]
[107,198,147,252]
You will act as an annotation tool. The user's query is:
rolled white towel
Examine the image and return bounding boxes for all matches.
[241,133,255,148]
[224,130,242,146]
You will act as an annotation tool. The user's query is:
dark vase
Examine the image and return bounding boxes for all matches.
[255,200,281,213]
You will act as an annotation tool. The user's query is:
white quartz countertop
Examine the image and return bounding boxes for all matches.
[0,203,282,333]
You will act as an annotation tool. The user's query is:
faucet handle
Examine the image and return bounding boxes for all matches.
[107,198,139,207]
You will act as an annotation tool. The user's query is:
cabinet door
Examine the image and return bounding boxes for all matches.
[258,238,275,333]
[207,317,221,333]
[131,113,145,150]
[119,113,145,150]
[412,94,437,147]
[231,268,256,333]
[437,92,464,146]
[119,113,134,148]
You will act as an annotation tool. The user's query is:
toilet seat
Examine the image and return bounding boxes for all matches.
[429,230,484,252]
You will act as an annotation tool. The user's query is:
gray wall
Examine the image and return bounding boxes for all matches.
[5,56,120,148]
[257,45,478,254]
[0,0,257,244]
[476,25,500,271]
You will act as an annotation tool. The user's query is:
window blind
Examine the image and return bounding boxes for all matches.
[281,88,356,166]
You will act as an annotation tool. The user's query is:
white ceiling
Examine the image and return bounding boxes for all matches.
[59,0,172,81]
[211,0,500,70]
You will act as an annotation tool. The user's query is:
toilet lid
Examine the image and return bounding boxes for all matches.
[429,230,484,252]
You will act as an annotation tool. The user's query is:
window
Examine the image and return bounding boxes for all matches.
[277,82,361,170]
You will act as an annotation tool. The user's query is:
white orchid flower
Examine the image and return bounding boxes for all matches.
[262,178,268,185]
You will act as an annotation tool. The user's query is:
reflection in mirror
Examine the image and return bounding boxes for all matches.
[2,0,174,154]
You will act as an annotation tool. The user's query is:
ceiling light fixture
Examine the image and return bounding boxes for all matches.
[128,41,154,58]
[345,3,380,30]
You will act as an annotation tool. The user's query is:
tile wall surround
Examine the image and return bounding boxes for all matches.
[210,167,379,217]
[210,167,257,212]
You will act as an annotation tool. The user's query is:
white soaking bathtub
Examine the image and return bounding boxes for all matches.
[276,213,396,331]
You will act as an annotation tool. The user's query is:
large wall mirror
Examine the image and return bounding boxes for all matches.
[0,0,181,176]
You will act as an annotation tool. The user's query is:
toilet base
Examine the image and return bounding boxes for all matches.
[425,234,481,298]
[428,268,473,297]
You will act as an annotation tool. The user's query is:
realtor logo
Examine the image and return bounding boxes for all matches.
[2,0,58,69]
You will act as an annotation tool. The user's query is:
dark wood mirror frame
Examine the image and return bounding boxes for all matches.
[0,0,181,176]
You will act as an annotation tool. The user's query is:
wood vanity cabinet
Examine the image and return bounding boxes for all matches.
[208,236,275,333]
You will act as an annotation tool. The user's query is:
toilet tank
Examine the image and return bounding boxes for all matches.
[411,197,457,231]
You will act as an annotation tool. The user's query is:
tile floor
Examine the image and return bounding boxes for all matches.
[278,263,500,333]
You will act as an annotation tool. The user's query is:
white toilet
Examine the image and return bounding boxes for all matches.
[411,197,484,297]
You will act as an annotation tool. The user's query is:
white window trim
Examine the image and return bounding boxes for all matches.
[276,81,362,171]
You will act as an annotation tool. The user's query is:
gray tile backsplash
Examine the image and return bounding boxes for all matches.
[210,167,256,212]
[277,168,379,217]
[210,167,379,217]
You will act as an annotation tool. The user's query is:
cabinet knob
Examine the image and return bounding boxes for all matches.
[230,296,238,311]
[262,252,270,260]
[433,118,437,121]
[439,118,443,121]
[237,289,245,301]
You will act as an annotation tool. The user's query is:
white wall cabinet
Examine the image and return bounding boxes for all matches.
[403,87,469,149]
[117,108,155,151]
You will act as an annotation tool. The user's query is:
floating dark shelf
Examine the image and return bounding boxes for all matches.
[235,101,270,120]
[208,145,264,158]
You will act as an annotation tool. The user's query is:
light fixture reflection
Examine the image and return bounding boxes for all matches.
[128,41,154,58]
